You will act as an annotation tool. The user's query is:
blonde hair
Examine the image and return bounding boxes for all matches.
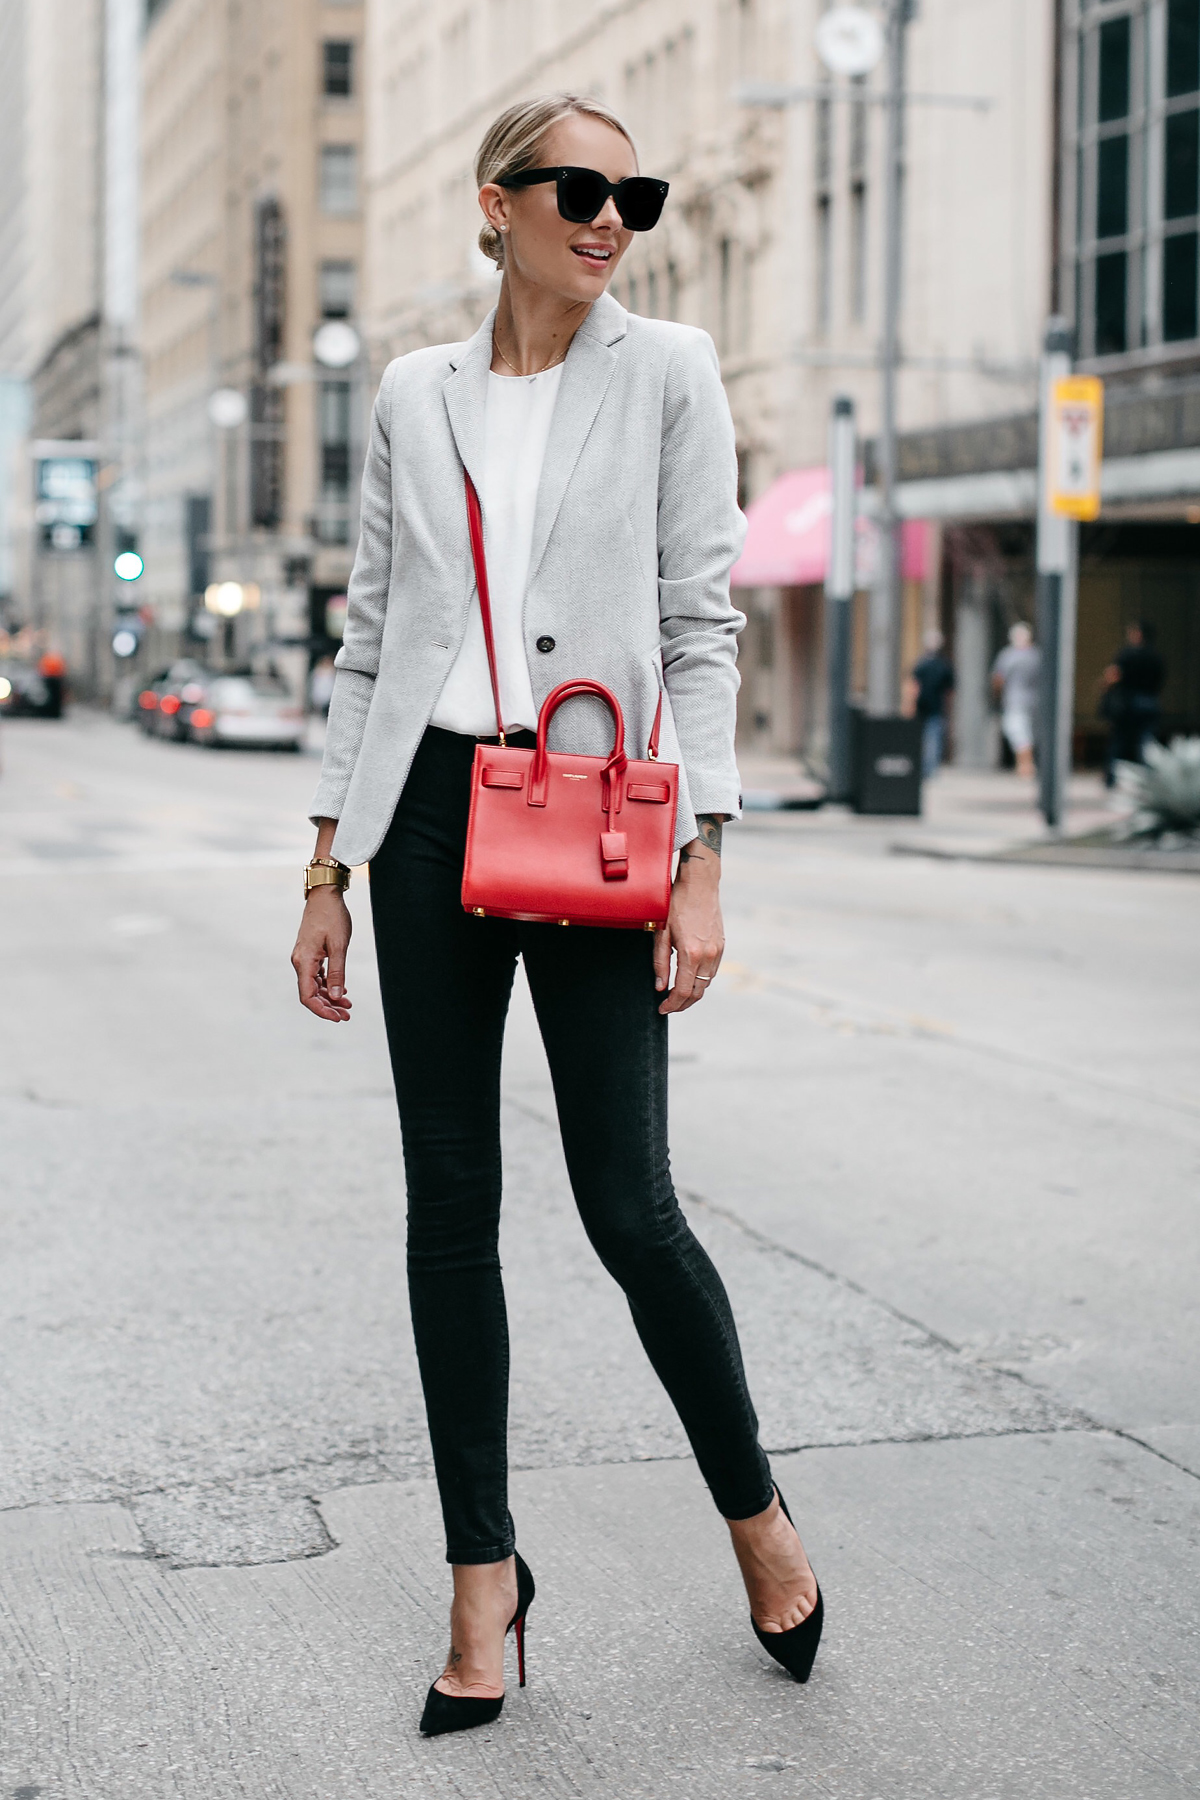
[475,93,637,269]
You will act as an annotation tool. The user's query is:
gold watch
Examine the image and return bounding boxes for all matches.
[304,857,350,897]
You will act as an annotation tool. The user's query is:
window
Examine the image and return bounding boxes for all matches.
[319,145,357,215]
[816,197,833,335]
[319,260,355,319]
[317,381,352,545]
[849,75,869,325]
[1070,1,1200,358]
[323,40,354,97]
[719,238,734,351]
[815,88,833,338]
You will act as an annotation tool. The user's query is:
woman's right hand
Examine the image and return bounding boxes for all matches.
[291,890,353,1022]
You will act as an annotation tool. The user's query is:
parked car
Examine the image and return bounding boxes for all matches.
[136,667,172,733]
[187,674,305,750]
[0,661,60,718]
[136,660,208,738]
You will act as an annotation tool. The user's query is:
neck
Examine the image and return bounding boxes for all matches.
[491,272,592,376]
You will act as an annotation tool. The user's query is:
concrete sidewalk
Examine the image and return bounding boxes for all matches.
[4,1438,1196,1800]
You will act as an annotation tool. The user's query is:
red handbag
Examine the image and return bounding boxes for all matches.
[459,470,678,930]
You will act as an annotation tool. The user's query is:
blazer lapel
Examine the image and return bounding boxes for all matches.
[442,306,496,497]
[527,294,627,586]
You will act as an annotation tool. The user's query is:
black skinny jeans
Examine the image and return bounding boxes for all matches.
[370,726,774,1562]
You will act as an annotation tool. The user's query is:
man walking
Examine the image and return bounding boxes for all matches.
[1100,621,1165,786]
[910,629,956,776]
[991,622,1041,779]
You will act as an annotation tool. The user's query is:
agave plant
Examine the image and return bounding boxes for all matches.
[1115,736,1200,842]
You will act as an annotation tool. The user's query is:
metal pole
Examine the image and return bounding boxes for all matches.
[869,0,908,716]
[1035,316,1076,829]
[825,394,857,800]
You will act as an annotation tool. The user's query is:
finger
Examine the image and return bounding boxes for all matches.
[313,970,352,1022]
[326,942,348,1002]
[294,950,320,1010]
[653,926,671,992]
[298,951,351,1023]
[659,948,699,1014]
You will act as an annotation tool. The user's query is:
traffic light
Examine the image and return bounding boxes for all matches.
[114,528,144,583]
[112,618,143,659]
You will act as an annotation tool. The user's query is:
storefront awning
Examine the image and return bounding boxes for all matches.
[731,466,930,588]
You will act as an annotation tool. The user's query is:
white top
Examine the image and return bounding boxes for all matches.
[430,362,565,736]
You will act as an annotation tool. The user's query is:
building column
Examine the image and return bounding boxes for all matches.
[954,570,992,768]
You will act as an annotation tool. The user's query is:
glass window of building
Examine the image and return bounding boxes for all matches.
[319,261,356,319]
[1069,0,1200,359]
[323,41,354,97]
[319,144,358,215]
[317,381,352,545]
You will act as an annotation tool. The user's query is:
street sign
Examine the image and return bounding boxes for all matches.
[35,455,97,549]
[1047,376,1104,521]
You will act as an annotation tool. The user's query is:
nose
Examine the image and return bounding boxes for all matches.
[590,194,623,231]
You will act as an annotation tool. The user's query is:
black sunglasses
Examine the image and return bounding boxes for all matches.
[500,166,669,232]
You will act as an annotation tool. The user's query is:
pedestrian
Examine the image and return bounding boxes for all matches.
[991,621,1041,778]
[910,628,955,776]
[1099,620,1165,787]
[37,649,66,719]
[290,92,821,1737]
[308,654,335,717]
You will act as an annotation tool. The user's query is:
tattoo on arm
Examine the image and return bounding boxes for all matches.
[679,814,724,862]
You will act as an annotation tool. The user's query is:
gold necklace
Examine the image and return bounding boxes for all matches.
[493,331,567,378]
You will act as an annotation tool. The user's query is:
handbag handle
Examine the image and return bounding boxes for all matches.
[529,678,627,809]
[464,466,663,758]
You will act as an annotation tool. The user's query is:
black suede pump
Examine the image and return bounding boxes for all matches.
[419,1552,536,1737]
[750,1488,823,1684]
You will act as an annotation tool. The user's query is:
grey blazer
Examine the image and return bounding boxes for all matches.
[310,290,747,864]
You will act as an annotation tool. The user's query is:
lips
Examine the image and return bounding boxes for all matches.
[571,244,613,269]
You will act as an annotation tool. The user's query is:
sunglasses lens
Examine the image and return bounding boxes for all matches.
[616,179,666,231]
[558,170,609,223]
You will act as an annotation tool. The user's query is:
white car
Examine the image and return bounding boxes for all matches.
[187,675,305,750]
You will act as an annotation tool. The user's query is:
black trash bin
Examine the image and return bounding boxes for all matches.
[851,712,923,815]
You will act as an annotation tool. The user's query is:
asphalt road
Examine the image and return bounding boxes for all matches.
[2,711,1197,1799]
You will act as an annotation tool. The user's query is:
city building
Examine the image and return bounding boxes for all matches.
[898,0,1200,765]
[0,0,107,684]
[362,0,1053,763]
[140,0,367,694]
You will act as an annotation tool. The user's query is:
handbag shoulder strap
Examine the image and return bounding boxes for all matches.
[464,469,505,745]
[465,464,666,761]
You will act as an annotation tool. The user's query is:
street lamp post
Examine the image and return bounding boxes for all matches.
[825,394,858,800]
[868,0,913,717]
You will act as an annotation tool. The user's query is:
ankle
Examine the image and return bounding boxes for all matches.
[727,1494,781,1545]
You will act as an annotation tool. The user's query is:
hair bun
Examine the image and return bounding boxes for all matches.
[478,222,504,267]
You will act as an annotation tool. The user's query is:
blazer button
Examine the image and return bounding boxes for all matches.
[536,635,556,653]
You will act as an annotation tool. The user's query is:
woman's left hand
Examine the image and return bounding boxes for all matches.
[654,836,724,1014]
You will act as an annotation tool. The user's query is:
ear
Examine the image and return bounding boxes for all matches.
[479,182,512,236]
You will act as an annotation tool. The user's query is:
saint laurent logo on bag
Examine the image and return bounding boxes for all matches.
[562,772,587,780]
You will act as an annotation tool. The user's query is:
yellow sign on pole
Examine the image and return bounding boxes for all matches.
[1047,376,1104,520]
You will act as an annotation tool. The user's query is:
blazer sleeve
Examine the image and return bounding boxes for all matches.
[308,360,399,825]
[657,330,747,820]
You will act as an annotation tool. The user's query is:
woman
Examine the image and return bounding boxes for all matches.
[291,93,821,1735]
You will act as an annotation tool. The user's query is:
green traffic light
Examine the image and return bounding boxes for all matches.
[114,550,145,581]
